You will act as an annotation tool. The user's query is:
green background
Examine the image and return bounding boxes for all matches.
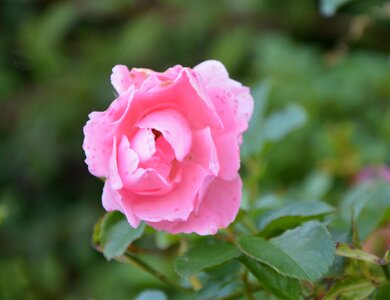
[1,0,389,299]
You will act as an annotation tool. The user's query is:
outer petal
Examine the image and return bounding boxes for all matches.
[194,60,231,86]
[111,65,151,95]
[83,111,112,177]
[190,127,219,176]
[116,68,222,137]
[119,199,142,228]
[194,60,254,132]
[121,161,208,222]
[102,180,141,228]
[235,87,254,124]
[137,109,192,161]
[207,85,253,133]
[102,180,123,212]
[213,133,240,180]
[108,137,123,190]
[149,176,242,235]
[83,90,134,178]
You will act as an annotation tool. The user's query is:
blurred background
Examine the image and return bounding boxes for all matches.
[1,0,390,299]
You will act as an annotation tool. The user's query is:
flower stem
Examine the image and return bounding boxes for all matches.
[242,270,255,300]
[241,217,259,235]
[119,253,192,292]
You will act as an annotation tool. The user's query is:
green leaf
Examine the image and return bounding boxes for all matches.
[350,216,362,249]
[376,285,390,300]
[324,278,376,300]
[258,201,335,237]
[155,231,180,250]
[341,180,390,240]
[238,236,307,280]
[135,290,167,300]
[271,221,335,282]
[335,243,383,265]
[240,256,300,300]
[242,84,307,159]
[301,171,332,199]
[320,0,353,17]
[238,221,335,282]
[263,104,307,142]
[195,261,241,300]
[100,212,145,260]
[175,242,241,277]
[384,249,390,264]
[92,215,104,247]
[195,280,239,300]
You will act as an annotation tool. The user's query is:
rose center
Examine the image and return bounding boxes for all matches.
[151,129,162,140]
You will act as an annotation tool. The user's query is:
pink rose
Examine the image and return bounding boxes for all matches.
[355,166,390,184]
[83,60,253,235]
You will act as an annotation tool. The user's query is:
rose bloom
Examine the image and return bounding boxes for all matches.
[354,166,390,184]
[83,60,253,235]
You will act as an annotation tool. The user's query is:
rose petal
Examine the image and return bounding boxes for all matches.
[102,179,140,228]
[83,112,111,177]
[148,176,242,235]
[191,127,219,175]
[123,161,208,222]
[123,167,171,196]
[155,136,175,161]
[102,180,123,212]
[137,109,192,161]
[108,137,123,190]
[117,69,222,137]
[195,60,253,131]
[213,133,240,180]
[117,135,140,187]
[207,86,251,133]
[194,174,215,213]
[130,128,156,162]
[194,60,232,86]
[235,86,254,124]
[83,89,135,178]
[119,199,142,228]
[111,65,151,95]
[117,136,171,195]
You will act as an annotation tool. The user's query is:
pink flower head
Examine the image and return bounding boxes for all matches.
[83,60,254,235]
[355,166,390,184]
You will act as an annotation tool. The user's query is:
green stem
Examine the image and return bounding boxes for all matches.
[242,270,255,300]
[241,217,259,235]
[119,253,192,292]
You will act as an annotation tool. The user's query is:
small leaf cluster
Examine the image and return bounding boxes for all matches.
[93,175,390,300]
